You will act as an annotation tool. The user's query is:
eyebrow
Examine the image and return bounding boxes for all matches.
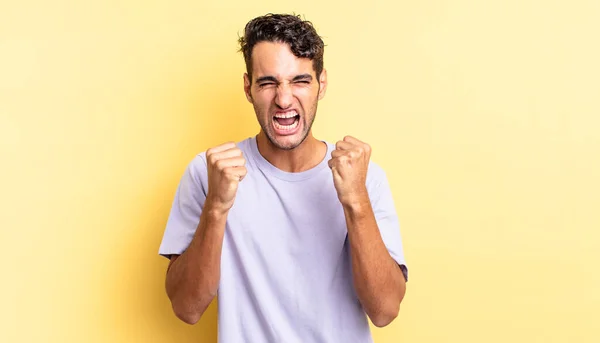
[292,74,313,82]
[255,74,313,84]
[256,76,278,84]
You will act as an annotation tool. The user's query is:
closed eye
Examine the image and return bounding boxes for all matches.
[292,74,313,84]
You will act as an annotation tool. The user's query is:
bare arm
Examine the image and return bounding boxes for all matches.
[164,142,246,325]
[165,203,228,324]
[343,197,406,327]
[329,136,406,327]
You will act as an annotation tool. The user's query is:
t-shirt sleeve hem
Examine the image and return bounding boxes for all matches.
[158,246,186,260]
[390,253,409,282]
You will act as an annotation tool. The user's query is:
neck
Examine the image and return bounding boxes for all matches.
[256,131,327,173]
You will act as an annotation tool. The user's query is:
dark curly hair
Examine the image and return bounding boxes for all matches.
[238,13,325,84]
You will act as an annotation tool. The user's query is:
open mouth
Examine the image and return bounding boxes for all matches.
[273,111,300,132]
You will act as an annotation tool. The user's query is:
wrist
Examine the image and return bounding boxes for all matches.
[340,189,370,212]
[204,197,231,219]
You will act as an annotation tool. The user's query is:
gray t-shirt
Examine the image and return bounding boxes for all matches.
[159,136,408,343]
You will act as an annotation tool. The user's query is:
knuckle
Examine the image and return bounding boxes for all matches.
[207,155,216,166]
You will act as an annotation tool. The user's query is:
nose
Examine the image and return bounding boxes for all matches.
[275,82,293,109]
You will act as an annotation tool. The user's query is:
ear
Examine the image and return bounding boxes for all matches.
[243,73,253,103]
[317,68,328,100]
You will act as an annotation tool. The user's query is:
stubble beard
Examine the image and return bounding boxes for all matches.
[255,101,318,151]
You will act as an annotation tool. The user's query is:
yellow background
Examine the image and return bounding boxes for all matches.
[1,0,598,342]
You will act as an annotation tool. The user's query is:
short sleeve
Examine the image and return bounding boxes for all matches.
[368,164,409,282]
[158,154,208,259]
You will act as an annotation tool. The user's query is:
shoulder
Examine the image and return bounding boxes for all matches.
[179,152,208,187]
[235,137,255,156]
[366,160,388,189]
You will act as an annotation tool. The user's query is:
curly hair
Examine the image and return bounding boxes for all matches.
[238,13,325,83]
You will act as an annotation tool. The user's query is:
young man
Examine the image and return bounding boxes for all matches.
[159,13,408,343]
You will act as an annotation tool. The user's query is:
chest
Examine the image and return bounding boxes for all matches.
[225,170,348,258]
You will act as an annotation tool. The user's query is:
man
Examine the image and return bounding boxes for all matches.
[159,13,408,343]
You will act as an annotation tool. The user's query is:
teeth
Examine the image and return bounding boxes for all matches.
[274,116,299,131]
[274,111,298,119]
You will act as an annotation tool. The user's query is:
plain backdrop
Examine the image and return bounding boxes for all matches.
[1,0,599,342]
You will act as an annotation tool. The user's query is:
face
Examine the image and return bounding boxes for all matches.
[244,42,327,150]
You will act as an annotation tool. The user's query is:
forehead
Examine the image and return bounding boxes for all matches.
[251,41,315,80]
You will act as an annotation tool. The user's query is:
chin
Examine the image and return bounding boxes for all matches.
[272,138,302,150]
[268,132,307,151]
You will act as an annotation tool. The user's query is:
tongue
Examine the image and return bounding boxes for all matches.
[275,116,296,126]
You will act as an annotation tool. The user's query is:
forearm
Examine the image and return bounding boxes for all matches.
[344,196,406,327]
[165,202,227,324]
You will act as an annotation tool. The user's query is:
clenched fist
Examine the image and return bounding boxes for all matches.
[205,142,247,214]
[328,136,371,206]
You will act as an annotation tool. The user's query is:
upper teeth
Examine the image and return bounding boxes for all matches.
[274,112,297,119]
